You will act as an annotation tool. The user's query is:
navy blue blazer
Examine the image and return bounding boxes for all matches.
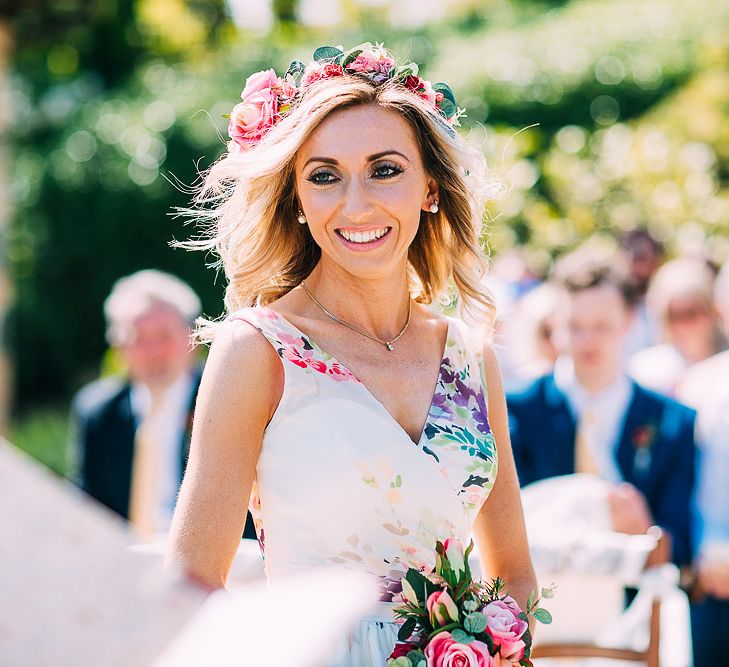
[507,374,697,566]
[70,369,202,520]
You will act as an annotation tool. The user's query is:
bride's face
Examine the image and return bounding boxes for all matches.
[294,103,437,280]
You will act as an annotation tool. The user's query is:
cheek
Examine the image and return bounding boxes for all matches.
[300,185,338,212]
[381,185,426,235]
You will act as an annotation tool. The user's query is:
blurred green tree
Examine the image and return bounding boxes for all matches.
[5,0,232,409]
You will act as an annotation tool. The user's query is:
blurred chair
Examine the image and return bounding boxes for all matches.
[531,533,668,667]
[518,475,691,667]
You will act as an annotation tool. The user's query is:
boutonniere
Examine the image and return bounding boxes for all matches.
[632,424,656,449]
[631,423,657,473]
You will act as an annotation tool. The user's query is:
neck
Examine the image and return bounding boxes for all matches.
[303,259,411,340]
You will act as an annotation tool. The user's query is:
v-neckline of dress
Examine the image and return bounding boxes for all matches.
[260,306,451,448]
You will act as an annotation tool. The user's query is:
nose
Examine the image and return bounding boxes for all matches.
[340,177,375,223]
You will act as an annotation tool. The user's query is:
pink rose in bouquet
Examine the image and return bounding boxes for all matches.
[387,538,554,667]
[240,68,278,100]
[482,597,529,662]
[427,590,460,627]
[443,538,466,578]
[228,88,279,147]
[425,631,495,667]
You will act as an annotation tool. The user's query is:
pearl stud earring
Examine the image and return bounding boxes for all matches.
[297,212,307,224]
[429,201,439,214]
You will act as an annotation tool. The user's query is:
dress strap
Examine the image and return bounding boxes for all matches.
[225,306,360,383]
[445,315,489,400]
[225,306,287,350]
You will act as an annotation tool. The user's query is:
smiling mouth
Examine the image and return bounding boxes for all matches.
[335,226,392,244]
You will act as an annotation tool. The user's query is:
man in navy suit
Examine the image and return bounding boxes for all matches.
[507,248,697,568]
[70,270,256,539]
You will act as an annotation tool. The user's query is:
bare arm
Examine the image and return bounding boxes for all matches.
[165,319,282,590]
[471,345,537,614]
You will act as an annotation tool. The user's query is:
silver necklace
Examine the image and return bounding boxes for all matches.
[300,281,411,351]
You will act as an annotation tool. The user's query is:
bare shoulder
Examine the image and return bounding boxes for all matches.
[200,317,283,425]
[207,316,280,377]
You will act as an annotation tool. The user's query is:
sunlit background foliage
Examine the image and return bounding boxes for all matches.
[3,0,728,469]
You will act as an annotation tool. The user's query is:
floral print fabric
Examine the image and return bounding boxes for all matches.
[226,306,498,666]
[422,334,498,514]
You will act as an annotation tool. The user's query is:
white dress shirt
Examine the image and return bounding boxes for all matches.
[554,356,634,484]
[130,371,196,534]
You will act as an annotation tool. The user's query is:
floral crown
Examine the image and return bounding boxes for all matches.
[227,42,465,152]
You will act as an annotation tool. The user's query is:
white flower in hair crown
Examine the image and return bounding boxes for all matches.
[226,42,466,152]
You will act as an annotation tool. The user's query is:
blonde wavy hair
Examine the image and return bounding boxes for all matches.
[179,75,498,341]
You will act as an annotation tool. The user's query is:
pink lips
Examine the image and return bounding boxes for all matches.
[335,226,392,251]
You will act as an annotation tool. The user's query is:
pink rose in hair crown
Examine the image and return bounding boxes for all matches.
[346,49,395,82]
[482,597,528,662]
[228,88,279,147]
[240,68,278,100]
[301,62,344,87]
[424,631,496,667]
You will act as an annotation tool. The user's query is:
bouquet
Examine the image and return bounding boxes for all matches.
[387,539,554,667]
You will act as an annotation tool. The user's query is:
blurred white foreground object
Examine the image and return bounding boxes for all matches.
[0,439,206,667]
[155,568,380,667]
[129,534,266,587]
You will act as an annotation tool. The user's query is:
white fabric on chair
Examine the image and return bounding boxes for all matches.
[521,474,655,583]
[517,474,692,667]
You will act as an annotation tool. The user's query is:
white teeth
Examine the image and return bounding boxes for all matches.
[338,227,389,243]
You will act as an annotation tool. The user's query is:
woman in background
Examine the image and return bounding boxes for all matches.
[629,257,725,396]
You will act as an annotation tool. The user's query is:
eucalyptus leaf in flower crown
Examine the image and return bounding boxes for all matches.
[226,42,467,152]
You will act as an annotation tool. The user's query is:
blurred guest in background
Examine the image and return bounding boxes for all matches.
[677,260,729,663]
[70,269,204,537]
[507,247,697,567]
[630,257,725,396]
[617,229,664,360]
[500,282,561,392]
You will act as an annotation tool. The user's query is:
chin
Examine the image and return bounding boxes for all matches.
[574,357,604,373]
[326,245,405,279]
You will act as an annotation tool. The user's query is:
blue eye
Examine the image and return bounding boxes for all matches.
[373,163,402,179]
[307,170,337,185]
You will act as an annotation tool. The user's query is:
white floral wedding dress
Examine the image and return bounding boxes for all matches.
[228,306,498,665]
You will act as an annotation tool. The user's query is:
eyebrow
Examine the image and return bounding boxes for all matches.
[303,150,410,169]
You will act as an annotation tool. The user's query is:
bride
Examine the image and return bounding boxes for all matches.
[166,43,536,664]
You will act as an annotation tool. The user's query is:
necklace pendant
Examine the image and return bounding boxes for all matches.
[386,342,394,351]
